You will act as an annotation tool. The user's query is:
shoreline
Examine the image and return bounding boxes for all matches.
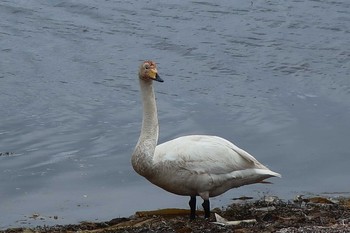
[1,195,350,233]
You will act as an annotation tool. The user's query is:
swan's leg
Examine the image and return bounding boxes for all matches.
[202,199,210,219]
[189,196,196,220]
[199,191,210,219]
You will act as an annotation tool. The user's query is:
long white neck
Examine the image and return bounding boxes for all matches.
[131,79,159,177]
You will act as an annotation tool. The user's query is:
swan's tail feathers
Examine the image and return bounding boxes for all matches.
[254,168,282,179]
[267,170,282,178]
[228,168,281,188]
[256,169,281,184]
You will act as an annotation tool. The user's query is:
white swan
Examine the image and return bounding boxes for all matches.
[132,60,281,219]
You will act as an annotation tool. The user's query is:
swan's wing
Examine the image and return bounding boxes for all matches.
[152,135,280,197]
[154,135,269,175]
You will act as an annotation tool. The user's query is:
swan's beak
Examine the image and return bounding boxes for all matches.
[149,68,164,82]
[154,73,164,82]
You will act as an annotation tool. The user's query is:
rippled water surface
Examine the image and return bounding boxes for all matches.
[1,0,349,229]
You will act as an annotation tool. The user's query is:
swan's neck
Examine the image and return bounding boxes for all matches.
[131,79,159,177]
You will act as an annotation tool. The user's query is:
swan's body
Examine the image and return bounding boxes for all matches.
[132,61,281,219]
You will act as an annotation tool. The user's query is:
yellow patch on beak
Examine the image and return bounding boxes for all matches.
[148,68,158,79]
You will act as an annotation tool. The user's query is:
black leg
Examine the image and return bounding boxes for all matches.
[202,199,210,219]
[189,196,196,220]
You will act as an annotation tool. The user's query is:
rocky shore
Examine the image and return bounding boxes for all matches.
[2,195,350,233]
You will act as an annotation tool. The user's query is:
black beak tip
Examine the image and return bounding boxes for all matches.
[155,73,164,82]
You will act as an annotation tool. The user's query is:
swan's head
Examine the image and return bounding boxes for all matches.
[139,60,163,82]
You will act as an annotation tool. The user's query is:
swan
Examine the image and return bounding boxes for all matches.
[131,60,281,219]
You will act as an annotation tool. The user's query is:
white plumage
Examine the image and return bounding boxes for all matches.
[132,61,281,219]
[153,135,280,196]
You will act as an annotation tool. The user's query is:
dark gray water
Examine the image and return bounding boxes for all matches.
[1,0,349,229]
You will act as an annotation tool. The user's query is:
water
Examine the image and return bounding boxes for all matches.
[1,0,349,229]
